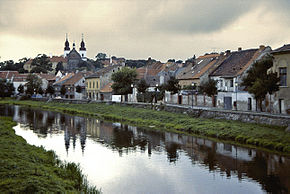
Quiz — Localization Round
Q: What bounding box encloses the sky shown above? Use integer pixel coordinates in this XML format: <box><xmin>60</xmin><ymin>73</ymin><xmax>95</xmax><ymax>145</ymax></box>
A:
<box><xmin>0</xmin><ymin>0</ymin><xmax>290</xmax><ymax>62</ymax></box>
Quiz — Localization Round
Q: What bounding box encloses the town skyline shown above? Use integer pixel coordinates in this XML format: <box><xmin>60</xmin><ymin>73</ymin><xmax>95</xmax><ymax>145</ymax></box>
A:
<box><xmin>1</xmin><ymin>0</ymin><xmax>290</xmax><ymax>62</ymax></box>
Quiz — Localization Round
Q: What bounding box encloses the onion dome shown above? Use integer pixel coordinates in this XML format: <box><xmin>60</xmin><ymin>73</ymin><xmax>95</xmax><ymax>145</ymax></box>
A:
<box><xmin>80</xmin><ymin>33</ymin><xmax>86</xmax><ymax>51</ymax></box>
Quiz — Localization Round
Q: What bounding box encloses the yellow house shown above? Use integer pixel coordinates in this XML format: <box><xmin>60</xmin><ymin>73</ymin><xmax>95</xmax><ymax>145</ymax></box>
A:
<box><xmin>85</xmin><ymin>74</ymin><xmax>101</xmax><ymax>100</ymax></box>
<box><xmin>271</xmin><ymin>44</ymin><xmax>290</xmax><ymax>114</ymax></box>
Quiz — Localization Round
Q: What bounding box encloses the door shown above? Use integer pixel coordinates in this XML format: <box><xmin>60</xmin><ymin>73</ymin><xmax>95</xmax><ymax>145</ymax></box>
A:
<box><xmin>248</xmin><ymin>98</ymin><xmax>252</xmax><ymax>111</ymax></box>
<box><xmin>178</xmin><ymin>95</ymin><xmax>182</xmax><ymax>104</ymax></box>
<box><xmin>224</xmin><ymin>97</ymin><xmax>232</xmax><ymax>110</ymax></box>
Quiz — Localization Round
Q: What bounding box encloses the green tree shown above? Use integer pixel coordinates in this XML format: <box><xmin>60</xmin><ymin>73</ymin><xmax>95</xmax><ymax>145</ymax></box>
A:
<box><xmin>0</xmin><ymin>79</ymin><xmax>15</xmax><ymax>97</ymax></box>
<box><xmin>111</xmin><ymin>67</ymin><xmax>137</xmax><ymax>95</ymax></box>
<box><xmin>242</xmin><ymin>55</ymin><xmax>279</xmax><ymax>111</ymax></box>
<box><xmin>45</xmin><ymin>84</ymin><xmax>55</xmax><ymax>96</ymax></box>
<box><xmin>17</xmin><ymin>84</ymin><xmax>24</xmax><ymax>94</ymax></box>
<box><xmin>25</xmin><ymin>74</ymin><xmax>42</xmax><ymax>96</ymax></box>
<box><xmin>136</xmin><ymin>79</ymin><xmax>149</xmax><ymax>102</ymax></box>
<box><xmin>199</xmin><ymin>79</ymin><xmax>217</xmax><ymax>107</ymax></box>
<box><xmin>31</xmin><ymin>54</ymin><xmax>52</xmax><ymax>73</ymax></box>
<box><xmin>60</xmin><ymin>85</ymin><xmax>66</xmax><ymax>97</ymax></box>
<box><xmin>76</xmin><ymin>85</ymin><xmax>82</xmax><ymax>93</ymax></box>
<box><xmin>164</xmin><ymin>76</ymin><xmax>180</xmax><ymax>94</ymax></box>
<box><xmin>95</xmin><ymin>53</ymin><xmax>107</xmax><ymax>60</ymax></box>
<box><xmin>55</xmin><ymin>62</ymin><xmax>64</xmax><ymax>73</ymax></box>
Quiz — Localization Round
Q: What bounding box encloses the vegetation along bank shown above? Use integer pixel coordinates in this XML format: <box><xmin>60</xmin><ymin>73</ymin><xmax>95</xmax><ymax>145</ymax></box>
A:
<box><xmin>1</xmin><ymin>99</ymin><xmax>290</xmax><ymax>155</ymax></box>
<box><xmin>0</xmin><ymin>116</ymin><xmax>100</xmax><ymax>193</ymax></box>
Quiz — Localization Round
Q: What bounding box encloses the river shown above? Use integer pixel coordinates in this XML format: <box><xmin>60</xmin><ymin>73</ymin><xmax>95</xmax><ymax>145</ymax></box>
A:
<box><xmin>0</xmin><ymin>105</ymin><xmax>289</xmax><ymax>194</ymax></box>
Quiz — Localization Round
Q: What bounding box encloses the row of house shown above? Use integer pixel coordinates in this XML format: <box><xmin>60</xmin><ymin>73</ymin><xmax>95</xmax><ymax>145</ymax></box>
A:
<box><xmin>1</xmin><ymin>44</ymin><xmax>289</xmax><ymax>114</ymax></box>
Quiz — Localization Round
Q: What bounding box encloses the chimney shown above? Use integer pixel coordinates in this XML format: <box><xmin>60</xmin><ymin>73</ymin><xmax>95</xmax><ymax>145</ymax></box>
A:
<box><xmin>238</xmin><ymin>47</ymin><xmax>242</xmax><ymax>51</ymax></box>
<box><xmin>49</xmin><ymin>53</ymin><xmax>52</xmax><ymax>58</ymax></box>
<box><xmin>259</xmin><ymin>45</ymin><xmax>265</xmax><ymax>50</ymax></box>
<box><xmin>226</xmin><ymin>50</ymin><xmax>231</xmax><ymax>55</ymax></box>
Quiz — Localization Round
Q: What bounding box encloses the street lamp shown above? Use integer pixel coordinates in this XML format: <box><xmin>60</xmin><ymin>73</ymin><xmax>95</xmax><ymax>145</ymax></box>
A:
<box><xmin>191</xmin><ymin>83</ymin><xmax>195</xmax><ymax>108</ymax></box>
<box><xmin>131</xmin><ymin>84</ymin><xmax>134</xmax><ymax>102</ymax></box>
<box><xmin>155</xmin><ymin>84</ymin><xmax>158</xmax><ymax>103</ymax></box>
<box><xmin>235</xmin><ymin>81</ymin><xmax>238</xmax><ymax>111</ymax></box>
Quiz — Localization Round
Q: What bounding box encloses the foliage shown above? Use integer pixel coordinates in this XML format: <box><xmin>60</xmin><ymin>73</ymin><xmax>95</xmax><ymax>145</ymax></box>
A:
<box><xmin>111</xmin><ymin>67</ymin><xmax>137</xmax><ymax>95</ymax></box>
<box><xmin>76</xmin><ymin>85</ymin><xmax>82</xmax><ymax>93</ymax></box>
<box><xmin>136</xmin><ymin>79</ymin><xmax>149</xmax><ymax>94</ymax></box>
<box><xmin>25</xmin><ymin>74</ymin><xmax>42</xmax><ymax>96</ymax></box>
<box><xmin>31</xmin><ymin>54</ymin><xmax>52</xmax><ymax>73</ymax></box>
<box><xmin>0</xmin><ymin>117</ymin><xmax>100</xmax><ymax>193</ymax></box>
<box><xmin>55</xmin><ymin>62</ymin><xmax>64</xmax><ymax>73</ymax></box>
<box><xmin>199</xmin><ymin>79</ymin><xmax>217</xmax><ymax>97</ymax></box>
<box><xmin>17</xmin><ymin>84</ymin><xmax>24</xmax><ymax>94</ymax></box>
<box><xmin>163</xmin><ymin>76</ymin><xmax>180</xmax><ymax>94</ymax></box>
<box><xmin>60</xmin><ymin>85</ymin><xmax>66</xmax><ymax>96</ymax></box>
<box><xmin>0</xmin><ymin>79</ymin><xmax>15</xmax><ymax>97</ymax></box>
<box><xmin>95</xmin><ymin>53</ymin><xmax>107</xmax><ymax>60</ymax></box>
<box><xmin>183</xmin><ymin>84</ymin><xmax>196</xmax><ymax>90</ymax></box>
<box><xmin>1</xmin><ymin>100</ymin><xmax>289</xmax><ymax>154</ymax></box>
<box><xmin>46</xmin><ymin>84</ymin><xmax>55</xmax><ymax>95</ymax></box>
<box><xmin>242</xmin><ymin>55</ymin><xmax>280</xmax><ymax>111</ymax></box>
<box><xmin>0</xmin><ymin>58</ymin><xmax>28</xmax><ymax>73</ymax></box>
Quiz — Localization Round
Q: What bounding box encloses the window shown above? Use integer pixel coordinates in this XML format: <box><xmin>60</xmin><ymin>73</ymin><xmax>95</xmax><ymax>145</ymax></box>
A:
<box><xmin>93</xmin><ymin>82</ymin><xmax>95</xmax><ymax>88</ymax></box>
<box><xmin>230</xmin><ymin>80</ymin><xmax>233</xmax><ymax>87</ymax></box>
<box><xmin>220</xmin><ymin>80</ymin><xmax>223</xmax><ymax>87</ymax></box>
<box><xmin>97</xmin><ymin>81</ymin><xmax>99</xmax><ymax>88</ymax></box>
<box><xmin>279</xmin><ymin>67</ymin><xmax>287</xmax><ymax>86</ymax></box>
<box><xmin>89</xmin><ymin>82</ymin><xmax>91</xmax><ymax>88</ymax></box>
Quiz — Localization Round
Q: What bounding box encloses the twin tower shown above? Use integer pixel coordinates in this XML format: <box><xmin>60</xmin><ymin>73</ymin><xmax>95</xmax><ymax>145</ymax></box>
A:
<box><xmin>64</xmin><ymin>33</ymin><xmax>87</xmax><ymax>61</ymax></box>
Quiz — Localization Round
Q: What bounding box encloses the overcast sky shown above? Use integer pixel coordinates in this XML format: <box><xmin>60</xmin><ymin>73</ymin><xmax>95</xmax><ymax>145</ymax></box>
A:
<box><xmin>0</xmin><ymin>0</ymin><xmax>290</xmax><ymax>62</ymax></box>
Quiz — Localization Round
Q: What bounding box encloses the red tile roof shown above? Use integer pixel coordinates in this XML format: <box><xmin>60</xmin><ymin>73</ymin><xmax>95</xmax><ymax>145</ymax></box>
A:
<box><xmin>100</xmin><ymin>82</ymin><xmax>113</xmax><ymax>93</ymax></box>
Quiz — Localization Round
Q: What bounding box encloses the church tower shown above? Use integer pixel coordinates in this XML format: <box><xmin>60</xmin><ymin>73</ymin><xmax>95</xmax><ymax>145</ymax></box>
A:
<box><xmin>79</xmin><ymin>33</ymin><xmax>87</xmax><ymax>61</ymax></box>
<box><xmin>64</xmin><ymin>33</ymin><xmax>70</xmax><ymax>57</ymax></box>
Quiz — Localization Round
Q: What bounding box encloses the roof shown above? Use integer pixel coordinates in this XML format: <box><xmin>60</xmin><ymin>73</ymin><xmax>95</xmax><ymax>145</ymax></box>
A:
<box><xmin>271</xmin><ymin>44</ymin><xmax>290</xmax><ymax>54</ymax></box>
<box><xmin>63</xmin><ymin>72</ymin><xmax>84</xmax><ymax>85</ymax></box>
<box><xmin>49</xmin><ymin>56</ymin><xmax>67</xmax><ymax>63</ymax></box>
<box><xmin>36</xmin><ymin>73</ymin><xmax>56</xmax><ymax>81</ymax></box>
<box><xmin>54</xmin><ymin>73</ymin><xmax>74</xmax><ymax>85</ymax></box>
<box><xmin>210</xmin><ymin>49</ymin><xmax>259</xmax><ymax>77</ymax></box>
<box><xmin>0</xmin><ymin>71</ymin><xmax>19</xmax><ymax>80</ymax></box>
<box><xmin>100</xmin><ymin>82</ymin><xmax>113</xmax><ymax>93</ymax></box>
<box><xmin>176</xmin><ymin>54</ymin><xmax>220</xmax><ymax>80</ymax></box>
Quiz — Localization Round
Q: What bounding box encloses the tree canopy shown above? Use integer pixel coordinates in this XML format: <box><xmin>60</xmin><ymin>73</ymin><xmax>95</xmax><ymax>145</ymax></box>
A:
<box><xmin>25</xmin><ymin>74</ymin><xmax>42</xmax><ymax>96</ymax></box>
<box><xmin>60</xmin><ymin>85</ymin><xmax>66</xmax><ymax>96</ymax></box>
<box><xmin>17</xmin><ymin>84</ymin><xmax>24</xmax><ymax>94</ymax></box>
<box><xmin>31</xmin><ymin>54</ymin><xmax>52</xmax><ymax>73</ymax></box>
<box><xmin>0</xmin><ymin>58</ymin><xmax>28</xmax><ymax>73</ymax></box>
<box><xmin>111</xmin><ymin>67</ymin><xmax>137</xmax><ymax>95</ymax></box>
<box><xmin>95</xmin><ymin>53</ymin><xmax>107</xmax><ymax>60</ymax></box>
<box><xmin>0</xmin><ymin>79</ymin><xmax>15</xmax><ymax>97</ymax></box>
<box><xmin>242</xmin><ymin>55</ymin><xmax>279</xmax><ymax>110</ymax></box>
<box><xmin>164</xmin><ymin>76</ymin><xmax>180</xmax><ymax>94</ymax></box>
<box><xmin>136</xmin><ymin>79</ymin><xmax>149</xmax><ymax>93</ymax></box>
<box><xmin>199</xmin><ymin>79</ymin><xmax>217</xmax><ymax>97</ymax></box>
<box><xmin>45</xmin><ymin>84</ymin><xmax>55</xmax><ymax>95</ymax></box>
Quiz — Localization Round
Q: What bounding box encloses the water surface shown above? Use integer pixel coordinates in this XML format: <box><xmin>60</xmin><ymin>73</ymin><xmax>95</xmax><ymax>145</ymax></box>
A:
<box><xmin>1</xmin><ymin>105</ymin><xmax>289</xmax><ymax>194</ymax></box>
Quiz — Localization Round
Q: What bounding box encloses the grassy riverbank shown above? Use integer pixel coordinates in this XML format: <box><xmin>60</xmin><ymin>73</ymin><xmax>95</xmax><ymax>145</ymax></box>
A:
<box><xmin>0</xmin><ymin>116</ymin><xmax>100</xmax><ymax>193</ymax></box>
<box><xmin>1</xmin><ymin>99</ymin><xmax>290</xmax><ymax>154</ymax></box>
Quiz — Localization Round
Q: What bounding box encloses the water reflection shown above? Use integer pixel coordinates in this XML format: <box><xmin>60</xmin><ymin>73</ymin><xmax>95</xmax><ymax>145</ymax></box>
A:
<box><xmin>0</xmin><ymin>105</ymin><xmax>289</xmax><ymax>193</ymax></box>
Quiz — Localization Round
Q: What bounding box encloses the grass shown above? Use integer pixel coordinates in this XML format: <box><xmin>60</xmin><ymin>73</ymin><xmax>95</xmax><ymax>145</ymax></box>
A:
<box><xmin>1</xmin><ymin>99</ymin><xmax>290</xmax><ymax>155</ymax></box>
<box><xmin>0</xmin><ymin>116</ymin><xmax>100</xmax><ymax>193</ymax></box>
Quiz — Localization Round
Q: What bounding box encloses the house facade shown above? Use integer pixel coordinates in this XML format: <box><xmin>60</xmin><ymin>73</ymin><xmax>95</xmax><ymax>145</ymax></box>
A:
<box><xmin>270</xmin><ymin>44</ymin><xmax>290</xmax><ymax>114</ymax></box>
<box><xmin>85</xmin><ymin>74</ymin><xmax>101</xmax><ymax>100</ymax></box>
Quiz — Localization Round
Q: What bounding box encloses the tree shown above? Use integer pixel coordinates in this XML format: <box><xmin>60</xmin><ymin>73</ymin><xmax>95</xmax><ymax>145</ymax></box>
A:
<box><xmin>0</xmin><ymin>79</ymin><xmax>15</xmax><ymax>97</ymax></box>
<box><xmin>111</xmin><ymin>67</ymin><xmax>137</xmax><ymax>95</ymax></box>
<box><xmin>199</xmin><ymin>79</ymin><xmax>217</xmax><ymax>107</ymax></box>
<box><xmin>76</xmin><ymin>85</ymin><xmax>82</xmax><ymax>93</ymax></box>
<box><xmin>242</xmin><ymin>55</ymin><xmax>279</xmax><ymax>111</ymax></box>
<box><xmin>25</xmin><ymin>74</ymin><xmax>42</xmax><ymax>96</ymax></box>
<box><xmin>60</xmin><ymin>85</ymin><xmax>66</xmax><ymax>97</ymax></box>
<box><xmin>17</xmin><ymin>84</ymin><xmax>24</xmax><ymax>94</ymax></box>
<box><xmin>45</xmin><ymin>84</ymin><xmax>55</xmax><ymax>96</ymax></box>
<box><xmin>136</xmin><ymin>79</ymin><xmax>149</xmax><ymax>102</ymax></box>
<box><xmin>55</xmin><ymin>62</ymin><xmax>64</xmax><ymax>73</ymax></box>
<box><xmin>31</xmin><ymin>54</ymin><xmax>52</xmax><ymax>73</ymax></box>
<box><xmin>164</xmin><ymin>76</ymin><xmax>180</xmax><ymax>94</ymax></box>
<box><xmin>95</xmin><ymin>53</ymin><xmax>107</xmax><ymax>60</ymax></box>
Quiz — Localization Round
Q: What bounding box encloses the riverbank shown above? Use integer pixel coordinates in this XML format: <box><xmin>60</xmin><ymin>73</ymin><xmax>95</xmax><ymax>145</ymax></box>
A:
<box><xmin>0</xmin><ymin>116</ymin><xmax>100</xmax><ymax>193</ymax></box>
<box><xmin>1</xmin><ymin>99</ymin><xmax>290</xmax><ymax>155</ymax></box>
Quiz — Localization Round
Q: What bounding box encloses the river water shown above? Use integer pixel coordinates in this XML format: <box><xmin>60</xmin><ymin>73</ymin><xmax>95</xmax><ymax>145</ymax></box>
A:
<box><xmin>0</xmin><ymin>105</ymin><xmax>289</xmax><ymax>194</ymax></box>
